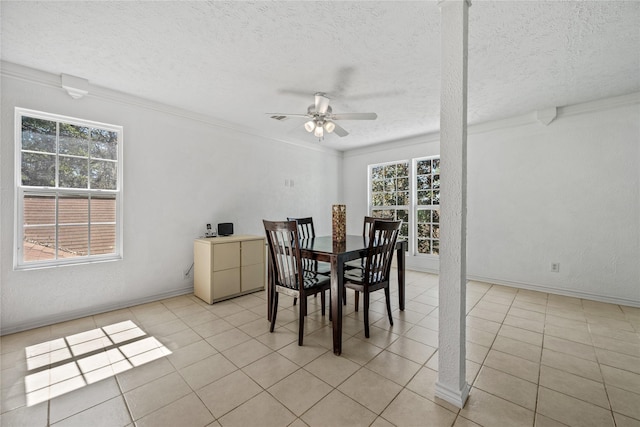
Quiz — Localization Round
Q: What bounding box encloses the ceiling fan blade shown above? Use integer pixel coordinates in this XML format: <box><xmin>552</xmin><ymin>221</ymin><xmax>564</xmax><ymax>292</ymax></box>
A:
<box><xmin>330</xmin><ymin>112</ymin><xmax>377</xmax><ymax>120</ymax></box>
<box><xmin>315</xmin><ymin>93</ymin><xmax>330</xmax><ymax>114</ymax></box>
<box><xmin>267</xmin><ymin>113</ymin><xmax>310</xmax><ymax>121</ymax></box>
<box><xmin>332</xmin><ymin>123</ymin><xmax>349</xmax><ymax>137</ymax></box>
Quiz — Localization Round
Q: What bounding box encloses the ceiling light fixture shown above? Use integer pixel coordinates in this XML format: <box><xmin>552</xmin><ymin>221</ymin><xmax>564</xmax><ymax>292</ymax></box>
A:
<box><xmin>324</xmin><ymin>121</ymin><xmax>335</xmax><ymax>133</ymax></box>
<box><xmin>313</xmin><ymin>124</ymin><xmax>324</xmax><ymax>138</ymax></box>
<box><xmin>304</xmin><ymin>120</ymin><xmax>316</xmax><ymax>133</ymax></box>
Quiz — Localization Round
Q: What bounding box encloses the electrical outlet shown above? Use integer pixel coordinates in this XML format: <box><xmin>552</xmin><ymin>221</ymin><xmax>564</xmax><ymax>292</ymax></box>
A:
<box><xmin>551</xmin><ymin>263</ymin><xmax>560</xmax><ymax>273</ymax></box>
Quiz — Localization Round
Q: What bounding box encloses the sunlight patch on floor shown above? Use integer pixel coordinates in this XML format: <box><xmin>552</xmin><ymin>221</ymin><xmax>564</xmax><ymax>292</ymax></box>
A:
<box><xmin>24</xmin><ymin>320</ymin><xmax>171</xmax><ymax>406</ymax></box>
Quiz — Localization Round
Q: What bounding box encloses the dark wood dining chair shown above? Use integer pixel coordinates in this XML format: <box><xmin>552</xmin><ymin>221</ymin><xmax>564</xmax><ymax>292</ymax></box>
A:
<box><xmin>344</xmin><ymin>216</ymin><xmax>387</xmax><ymax>305</ymax></box>
<box><xmin>344</xmin><ymin>219</ymin><xmax>401</xmax><ymax>338</ymax></box>
<box><xmin>287</xmin><ymin>217</ymin><xmax>331</xmax><ymax>276</ymax></box>
<box><xmin>263</xmin><ymin>220</ymin><xmax>331</xmax><ymax>346</ymax></box>
<box><xmin>287</xmin><ymin>216</ymin><xmax>332</xmax><ymax>309</ymax></box>
<box><xmin>345</xmin><ymin>216</ymin><xmax>377</xmax><ymax>270</ymax></box>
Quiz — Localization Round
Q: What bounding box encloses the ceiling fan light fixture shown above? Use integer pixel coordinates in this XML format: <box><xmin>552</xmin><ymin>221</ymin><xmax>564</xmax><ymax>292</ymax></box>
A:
<box><xmin>313</xmin><ymin>125</ymin><xmax>324</xmax><ymax>138</ymax></box>
<box><xmin>304</xmin><ymin>120</ymin><xmax>316</xmax><ymax>133</ymax></box>
<box><xmin>324</xmin><ymin>121</ymin><xmax>335</xmax><ymax>133</ymax></box>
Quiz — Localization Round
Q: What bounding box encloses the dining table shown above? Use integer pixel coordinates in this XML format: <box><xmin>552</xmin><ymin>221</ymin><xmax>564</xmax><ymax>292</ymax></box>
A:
<box><xmin>267</xmin><ymin>234</ymin><xmax>408</xmax><ymax>355</ymax></box>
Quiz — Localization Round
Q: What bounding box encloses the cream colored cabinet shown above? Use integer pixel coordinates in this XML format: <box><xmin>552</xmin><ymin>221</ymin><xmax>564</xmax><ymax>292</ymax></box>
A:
<box><xmin>194</xmin><ymin>235</ymin><xmax>265</xmax><ymax>304</ymax></box>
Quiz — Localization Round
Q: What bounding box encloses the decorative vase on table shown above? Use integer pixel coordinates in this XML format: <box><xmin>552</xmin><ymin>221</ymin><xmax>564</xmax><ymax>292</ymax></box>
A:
<box><xmin>332</xmin><ymin>204</ymin><xmax>346</xmax><ymax>242</ymax></box>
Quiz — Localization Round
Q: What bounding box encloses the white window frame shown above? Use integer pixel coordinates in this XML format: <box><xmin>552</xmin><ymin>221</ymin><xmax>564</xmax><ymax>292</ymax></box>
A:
<box><xmin>368</xmin><ymin>156</ymin><xmax>440</xmax><ymax>257</ymax></box>
<box><xmin>413</xmin><ymin>156</ymin><xmax>440</xmax><ymax>257</ymax></box>
<box><xmin>368</xmin><ymin>159</ymin><xmax>411</xmax><ymax>245</ymax></box>
<box><xmin>14</xmin><ymin>108</ymin><xmax>123</xmax><ymax>269</ymax></box>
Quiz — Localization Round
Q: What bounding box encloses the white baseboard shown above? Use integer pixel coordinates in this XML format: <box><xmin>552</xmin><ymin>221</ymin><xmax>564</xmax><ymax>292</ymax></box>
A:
<box><xmin>404</xmin><ymin>266</ymin><xmax>640</xmax><ymax>308</ymax></box>
<box><xmin>0</xmin><ymin>285</ymin><xmax>194</xmax><ymax>336</ymax></box>
<box><xmin>467</xmin><ymin>274</ymin><xmax>640</xmax><ymax>308</ymax></box>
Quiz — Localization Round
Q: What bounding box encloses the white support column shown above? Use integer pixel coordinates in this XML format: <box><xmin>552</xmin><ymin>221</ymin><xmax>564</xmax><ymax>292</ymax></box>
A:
<box><xmin>435</xmin><ymin>0</ymin><xmax>471</xmax><ymax>409</ymax></box>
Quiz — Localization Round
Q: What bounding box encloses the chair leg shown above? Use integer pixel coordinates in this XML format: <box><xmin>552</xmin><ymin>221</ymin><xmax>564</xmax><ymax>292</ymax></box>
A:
<box><xmin>384</xmin><ymin>287</ymin><xmax>393</xmax><ymax>326</ymax></box>
<box><xmin>354</xmin><ymin>291</ymin><xmax>359</xmax><ymax>312</ymax></box>
<box><xmin>343</xmin><ymin>287</ymin><xmax>347</xmax><ymax>305</ymax></box>
<box><xmin>320</xmin><ymin>290</ymin><xmax>326</xmax><ymax>316</ymax></box>
<box><xmin>270</xmin><ymin>293</ymin><xmax>279</xmax><ymax>333</ymax></box>
<box><xmin>298</xmin><ymin>294</ymin><xmax>305</xmax><ymax>346</ymax></box>
<box><xmin>363</xmin><ymin>291</ymin><xmax>370</xmax><ymax>338</ymax></box>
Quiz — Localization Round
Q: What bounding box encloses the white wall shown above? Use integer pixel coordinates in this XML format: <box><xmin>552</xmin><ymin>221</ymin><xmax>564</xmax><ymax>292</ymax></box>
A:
<box><xmin>1</xmin><ymin>64</ymin><xmax>342</xmax><ymax>334</ymax></box>
<box><xmin>343</xmin><ymin>95</ymin><xmax>640</xmax><ymax>306</ymax></box>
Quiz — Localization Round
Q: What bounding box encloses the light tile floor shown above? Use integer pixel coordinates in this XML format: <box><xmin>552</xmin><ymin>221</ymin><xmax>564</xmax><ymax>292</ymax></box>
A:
<box><xmin>1</xmin><ymin>271</ymin><xmax>639</xmax><ymax>426</ymax></box>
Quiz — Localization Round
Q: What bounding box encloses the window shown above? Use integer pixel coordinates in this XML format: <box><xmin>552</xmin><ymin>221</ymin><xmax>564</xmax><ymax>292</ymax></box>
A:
<box><xmin>415</xmin><ymin>157</ymin><xmax>440</xmax><ymax>255</ymax></box>
<box><xmin>368</xmin><ymin>156</ymin><xmax>440</xmax><ymax>256</ymax></box>
<box><xmin>15</xmin><ymin>108</ymin><xmax>123</xmax><ymax>268</ymax></box>
<box><xmin>369</xmin><ymin>161</ymin><xmax>410</xmax><ymax>246</ymax></box>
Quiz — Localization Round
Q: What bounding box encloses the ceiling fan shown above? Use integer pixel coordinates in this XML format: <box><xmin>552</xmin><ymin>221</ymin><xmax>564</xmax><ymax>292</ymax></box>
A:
<box><xmin>268</xmin><ymin>92</ymin><xmax>377</xmax><ymax>140</ymax></box>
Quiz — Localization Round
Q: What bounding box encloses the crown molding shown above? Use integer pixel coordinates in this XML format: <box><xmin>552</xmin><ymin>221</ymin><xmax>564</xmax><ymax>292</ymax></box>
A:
<box><xmin>1</xmin><ymin>61</ymin><xmax>340</xmax><ymax>157</ymax></box>
<box><xmin>345</xmin><ymin>91</ymin><xmax>640</xmax><ymax>155</ymax></box>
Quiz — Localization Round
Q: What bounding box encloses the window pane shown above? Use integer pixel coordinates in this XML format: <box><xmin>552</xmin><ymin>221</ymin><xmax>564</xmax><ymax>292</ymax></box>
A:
<box><xmin>418</xmin><ymin>224</ymin><xmax>430</xmax><ymax>238</ymax></box>
<box><xmin>397</xmin><ymin>210</ymin><xmax>409</xmax><ymax>223</ymax></box>
<box><xmin>59</xmin><ymin>225</ymin><xmax>89</xmax><ymax>257</ymax></box>
<box><xmin>433</xmin><ymin>209</ymin><xmax>440</xmax><ymax>223</ymax></box>
<box><xmin>433</xmin><ymin>190</ymin><xmax>440</xmax><ymax>205</ymax></box>
<box><xmin>372</xmin><ymin>209</ymin><xmax>394</xmax><ymax>220</ymax></box>
<box><xmin>372</xmin><ymin>193</ymin><xmax>384</xmax><ymax>206</ymax></box>
<box><xmin>22</xmin><ymin>117</ymin><xmax>56</xmax><ymax>153</ymax></box>
<box><xmin>22</xmin><ymin>152</ymin><xmax>56</xmax><ymax>186</ymax></box>
<box><xmin>400</xmin><ymin>223</ymin><xmax>408</xmax><ymax>238</ymax></box>
<box><xmin>397</xmin><ymin>177</ymin><xmax>409</xmax><ymax>191</ymax></box>
<box><xmin>418</xmin><ymin>239</ymin><xmax>431</xmax><ymax>254</ymax></box>
<box><xmin>432</xmin><ymin>159</ymin><xmax>440</xmax><ymax>173</ymax></box>
<box><xmin>23</xmin><ymin>195</ymin><xmax>56</xmax><ymax>226</ymax></box>
<box><xmin>384</xmin><ymin>179</ymin><xmax>395</xmax><ymax>192</ymax></box>
<box><xmin>90</xmin><ymin>160</ymin><xmax>117</xmax><ymax>190</ymax></box>
<box><xmin>383</xmin><ymin>193</ymin><xmax>396</xmax><ymax>206</ymax></box>
<box><xmin>432</xmin><ymin>225</ymin><xmax>440</xmax><ymax>239</ymax></box>
<box><xmin>397</xmin><ymin>162</ymin><xmax>409</xmax><ymax>177</ymax></box>
<box><xmin>59</xmin><ymin>124</ymin><xmax>89</xmax><ymax>156</ymax></box>
<box><xmin>418</xmin><ymin>190</ymin><xmax>432</xmax><ymax>205</ymax></box>
<box><xmin>417</xmin><ymin>160</ymin><xmax>431</xmax><ymax>175</ymax></box>
<box><xmin>371</xmin><ymin>166</ymin><xmax>384</xmax><ymax>180</ymax></box>
<box><xmin>417</xmin><ymin>175</ymin><xmax>431</xmax><ymax>190</ymax></box>
<box><xmin>372</xmin><ymin>179</ymin><xmax>384</xmax><ymax>192</ymax></box>
<box><xmin>23</xmin><ymin>225</ymin><xmax>56</xmax><ymax>262</ymax></box>
<box><xmin>91</xmin><ymin>195</ymin><xmax>116</xmax><ymax>223</ymax></box>
<box><xmin>59</xmin><ymin>157</ymin><xmax>88</xmax><ymax>188</ymax></box>
<box><xmin>397</xmin><ymin>191</ymin><xmax>409</xmax><ymax>205</ymax></box>
<box><xmin>432</xmin><ymin>240</ymin><xmax>439</xmax><ymax>255</ymax></box>
<box><xmin>90</xmin><ymin>129</ymin><xmax>118</xmax><ymax>160</ymax></box>
<box><xmin>59</xmin><ymin>195</ymin><xmax>88</xmax><ymax>224</ymax></box>
<box><xmin>432</xmin><ymin>174</ymin><xmax>440</xmax><ymax>189</ymax></box>
<box><xmin>90</xmin><ymin>224</ymin><xmax>116</xmax><ymax>255</ymax></box>
<box><xmin>417</xmin><ymin>209</ymin><xmax>430</xmax><ymax>223</ymax></box>
<box><xmin>384</xmin><ymin>165</ymin><xmax>396</xmax><ymax>179</ymax></box>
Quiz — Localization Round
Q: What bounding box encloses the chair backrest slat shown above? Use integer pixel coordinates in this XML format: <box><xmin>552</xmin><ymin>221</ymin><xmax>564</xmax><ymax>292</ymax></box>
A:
<box><xmin>363</xmin><ymin>220</ymin><xmax>401</xmax><ymax>285</ymax></box>
<box><xmin>287</xmin><ymin>217</ymin><xmax>316</xmax><ymax>239</ymax></box>
<box><xmin>287</xmin><ymin>217</ymin><xmax>319</xmax><ymax>272</ymax></box>
<box><xmin>363</xmin><ymin>216</ymin><xmax>377</xmax><ymax>237</ymax></box>
<box><xmin>263</xmin><ymin>220</ymin><xmax>303</xmax><ymax>291</ymax></box>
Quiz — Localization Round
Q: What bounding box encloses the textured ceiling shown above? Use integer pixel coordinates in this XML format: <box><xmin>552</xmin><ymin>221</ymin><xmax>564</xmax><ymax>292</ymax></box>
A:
<box><xmin>2</xmin><ymin>1</ymin><xmax>639</xmax><ymax>151</ymax></box>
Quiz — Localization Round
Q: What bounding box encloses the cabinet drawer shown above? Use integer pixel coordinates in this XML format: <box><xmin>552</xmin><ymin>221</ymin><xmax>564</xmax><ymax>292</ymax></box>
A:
<box><xmin>213</xmin><ymin>242</ymin><xmax>240</xmax><ymax>271</ymax></box>
<box><xmin>213</xmin><ymin>268</ymin><xmax>240</xmax><ymax>300</ymax></box>
<box><xmin>241</xmin><ymin>263</ymin><xmax>265</xmax><ymax>292</ymax></box>
<box><xmin>241</xmin><ymin>239</ymin><xmax>264</xmax><ymax>266</ymax></box>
